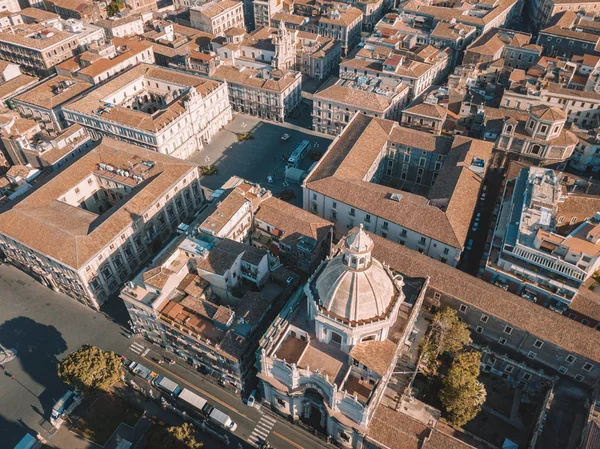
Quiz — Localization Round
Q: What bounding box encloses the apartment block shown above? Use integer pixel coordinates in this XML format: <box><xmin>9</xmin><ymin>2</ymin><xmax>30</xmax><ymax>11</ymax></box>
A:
<box><xmin>271</xmin><ymin>3</ymin><xmax>363</xmax><ymax>55</ymax></box>
<box><xmin>0</xmin><ymin>15</ymin><xmax>105</xmax><ymax>77</ymax></box>
<box><xmin>303</xmin><ymin>114</ymin><xmax>494</xmax><ymax>266</ymax></box>
<box><xmin>312</xmin><ymin>75</ymin><xmax>410</xmax><ymax>135</ymax></box>
<box><xmin>570</xmin><ymin>127</ymin><xmax>600</xmax><ymax>173</ymax></box>
<box><xmin>340</xmin><ymin>44</ymin><xmax>450</xmax><ymax>100</ymax></box>
<box><xmin>252</xmin><ymin>196</ymin><xmax>333</xmax><ymax>273</ymax></box>
<box><xmin>210</xmin><ymin>65</ymin><xmax>301</xmax><ymax>122</ymax></box>
<box><xmin>463</xmin><ymin>28</ymin><xmax>541</xmax><ymax>70</ymax></box>
<box><xmin>55</xmin><ymin>38</ymin><xmax>155</xmax><ymax>84</ymax></box>
<box><xmin>399</xmin><ymin>0</ymin><xmax>523</xmax><ymax>37</ymax></box>
<box><xmin>12</xmin><ymin>75</ymin><xmax>93</xmax><ymax>134</ymax></box>
<box><xmin>190</xmin><ymin>0</ymin><xmax>244</xmax><ymax>37</ymax></box>
<box><xmin>537</xmin><ymin>12</ymin><xmax>600</xmax><ymax>58</ymax></box>
<box><xmin>0</xmin><ymin>121</ymin><xmax>93</xmax><ymax>170</ymax></box>
<box><xmin>0</xmin><ymin>138</ymin><xmax>205</xmax><ymax>309</ymax></box>
<box><xmin>62</xmin><ymin>64</ymin><xmax>232</xmax><ymax>159</ymax></box>
<box><xmin>529</xmin><ymin>0</ymin><xmax>600</xmax><ymax>29</ymax></box>
<box><xmin>120</xmin><ymin>235</ymin><xmax>275</xmax><ymax>390</ymax></box>
<box><xmin>97</xmin><ymin>14</ymin><xmax>144</xmax><ymax>38</ymax></box>
<box><xmin>486</xmin><ymin>167</ymin><xmax>600</xmax><ymax>310</ymax></box>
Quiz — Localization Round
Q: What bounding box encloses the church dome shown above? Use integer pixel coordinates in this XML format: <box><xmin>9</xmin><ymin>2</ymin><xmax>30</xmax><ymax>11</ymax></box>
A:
<box><xmin>314</xmin><ymin>226</ymin><xmax>397</xmax><ymax>323</ymax></box>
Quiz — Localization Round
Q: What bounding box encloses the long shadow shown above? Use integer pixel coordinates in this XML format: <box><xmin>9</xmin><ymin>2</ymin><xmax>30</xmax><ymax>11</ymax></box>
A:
<box><xmin>0</xmin><ymin>317</ymin><xmax>68</xmax><ymax>425</ymax></box>
<box><xmin>0</xmin><ymin>415</ymin><xmax>36</xmax><ymax>449</ymax></box>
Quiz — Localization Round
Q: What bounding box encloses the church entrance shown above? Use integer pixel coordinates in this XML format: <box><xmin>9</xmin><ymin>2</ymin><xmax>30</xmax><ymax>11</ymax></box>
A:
<box><xmin>301</xmin><ymin>388</ymin><xmax>327</xmax><ymax>432</ymax></box>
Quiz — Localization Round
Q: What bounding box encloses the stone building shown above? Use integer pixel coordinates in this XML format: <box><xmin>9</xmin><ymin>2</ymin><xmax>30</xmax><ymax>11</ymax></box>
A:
<box><xmin>312</xmin><ymin>76</ymin><xmax>410</xmax><ymax>135</ymax></box>
<box><xmin>0</xmin><ymin>138</ymin><xmax>205</xmax><ymax>310</ymax></box>
<box><xmin>258</xmin><ymin>226</ymin><xmax>425</xmax><ymax>448</ymax></box>
<box><xmin>495</xmin><ymin>104</ymin><xmax>577</xmax><ymax>165</ymax></box>
<box><xmin>190</xmin><ymin>0</ymin><xmax>244</xmax><ymax>37</ymax></box>
<box><xmin>62</xmin><ymin>64</ymin><xmax>232</xmax><ymax>159</ymax></box>
<box><xmin>303</xmin><ymin>113</ymin><xmax>493</xmax><ymax>266</ymax></box>
<box><xmin>0</xmin><ymin>16</ymin><xmax>105</xmax><ymax>77</ymax></box>
<box><xmin>121</xmin><ymin>235</ymin><xmax>275</xmax><ymax>390</ymax></box>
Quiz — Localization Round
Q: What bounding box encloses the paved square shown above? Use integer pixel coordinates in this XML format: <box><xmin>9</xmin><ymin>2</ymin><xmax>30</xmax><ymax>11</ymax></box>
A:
<box><xmin>188</xmin><ymin>110</ymin><xmax>332</xmax><ymax>207</ymax></box>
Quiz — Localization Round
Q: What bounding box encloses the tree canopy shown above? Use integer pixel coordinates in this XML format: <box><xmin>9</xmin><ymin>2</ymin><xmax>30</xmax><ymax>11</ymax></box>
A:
<box><xmin>420</xmin><ymin>307</ymin><xmax>471</xmax><ymax>375</ymax></box>
<box><xmin>57</xmin><ymin>345</ymin><xmax>123</xmax><ymax>392</ymax></box>
<box><xmin>146</xmin><ymin>422</ymin><xmax>202</xmax><ymax>449</ymax></box>
<box><xmin>106</xmin><ymin>0</ymin><xmax>124</xmax><ymax>16</ymax></box>
<box><xmin>440</xmin><ymin>351</ymin><xmax>487</xmax><ymax>427</ymax></box>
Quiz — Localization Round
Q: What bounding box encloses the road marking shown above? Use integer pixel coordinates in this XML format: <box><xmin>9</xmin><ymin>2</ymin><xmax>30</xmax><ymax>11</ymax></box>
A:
<box><xmin>251</xmin><ymin>428</ymin><xmax>269</xmax><ymax>438</ymax></box>
<box><xmin>256</xmin><ymin>423</ymin><xmax>272</xmax><ymax>433</ymax></box>
<box><xmin>142</xmin><ymin>356</ymin><xmax>250</xmax><ymax>421</ymax></box>
<box><xmin>261</xmin><ymin>415</ymin><xmax>276</xmax><ymax>424</ymax></box>
<box><xmin>128</xmin><ymin>342</ymin><xmax>145</xmax><ymax>355</ymax></box>
<box><xmin>272</xmin><ymin>431</ymin><xmax>305</xmax><ymax>449</ymax></box>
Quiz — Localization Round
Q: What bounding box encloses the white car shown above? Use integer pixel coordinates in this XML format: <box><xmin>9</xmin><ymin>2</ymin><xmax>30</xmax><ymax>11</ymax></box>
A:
<box><xmin>281</xmin><ymin>133</ymin><xmax>291</xmax><ymax>141</ymax></box>
<box><xmin>247</xmin><ymin>390</ymin><xmax>256</xmax><ymax>407</ymax></box>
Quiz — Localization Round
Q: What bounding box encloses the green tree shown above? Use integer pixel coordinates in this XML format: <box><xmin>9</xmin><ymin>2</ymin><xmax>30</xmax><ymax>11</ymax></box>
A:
<box><xmin>440</xmin><ymin>351</ymin><xmax>487</xmax><ymax>427</ymax></box>
<box><xmin>106</xmin><ymin>0</ymin><xmax>124</xmax><ymax>16</ymax></box>
<box><xmin>420</xmin><ymin>307</ymin><xmax>471</xmax><ymax>375</ymax></box>
<box><xmin>146</xmin><ymin>422</ymin><xmax>202</xmax><ymax>449</ymax></box>
<box><xmin>57</xmin><ymin>345</ymin><xmax>123</xmax><ymax>392</ymax></box>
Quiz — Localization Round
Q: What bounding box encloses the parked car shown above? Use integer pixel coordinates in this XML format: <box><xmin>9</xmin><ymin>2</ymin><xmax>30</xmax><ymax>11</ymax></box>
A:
<box><xmin>281</xmin><ymin>133</ymin><xmax>290</xmax><ymax>141</ymax></box>
<box><xmin>286</xmin><ymin>276</ymin><xmax>294</xmax><ymax>285</ymax></box>
<box><xmin>247</xmin><ymin>390</ymin><xmax>256</xmax><ymax>407</ymax></box>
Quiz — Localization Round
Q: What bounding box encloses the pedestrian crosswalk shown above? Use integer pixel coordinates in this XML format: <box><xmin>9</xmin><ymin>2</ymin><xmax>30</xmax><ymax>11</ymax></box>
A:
<box><xmin>248</xmin><ymin>414</ymin><xmax>276</xmax><ymax>446</ymax></box>
<box><xmin>128</xmin><ymin>342</ymin><xmax>146</xmax><ymax>355</ymax></box>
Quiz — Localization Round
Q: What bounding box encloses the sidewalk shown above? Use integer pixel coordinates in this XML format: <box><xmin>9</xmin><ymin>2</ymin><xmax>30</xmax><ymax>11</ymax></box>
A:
<box><xmin>47</xmin><ymin>385</ymin><xmax>226</xmax><ymax>449</ymax></box>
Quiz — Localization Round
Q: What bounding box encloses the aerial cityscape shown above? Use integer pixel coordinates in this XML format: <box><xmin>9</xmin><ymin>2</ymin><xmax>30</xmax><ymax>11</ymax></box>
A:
<box><xmin>0</xmin><ymin>0</ymin><xmax>599</xmax><ymax>447</ymax></box>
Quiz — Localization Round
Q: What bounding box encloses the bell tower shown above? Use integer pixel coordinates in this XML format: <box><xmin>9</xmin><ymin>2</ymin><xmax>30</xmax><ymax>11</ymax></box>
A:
<box><xmin>272</xmin><ymin>20</ymin><xmax>295</xmax><ymax>70</ymax></box>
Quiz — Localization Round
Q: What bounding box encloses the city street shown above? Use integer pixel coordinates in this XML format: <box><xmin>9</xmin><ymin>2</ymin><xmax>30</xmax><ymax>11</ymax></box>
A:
<box><xmin>189</xmin><ymin>111</ymin><xmax>332</xmax><ymax>207</ymax></box>
<box><xmin>0</xmin><ymin>264</ymin><xmax>330</xmax><ymax>449</ymax></box>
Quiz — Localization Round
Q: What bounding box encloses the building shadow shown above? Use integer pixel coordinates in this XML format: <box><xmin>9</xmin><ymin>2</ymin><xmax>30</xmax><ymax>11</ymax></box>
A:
<box><xmin>0</xmin><ymin>317</ymin><xmax>68</xmax><ymax>420</ymax></box>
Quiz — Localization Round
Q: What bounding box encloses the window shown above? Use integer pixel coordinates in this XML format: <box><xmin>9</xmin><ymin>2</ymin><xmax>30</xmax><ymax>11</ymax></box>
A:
<box><xmin>583</xmin><ymin>362</ymin><xmax>593</xmax><ymax>372</ymax></box>
<box><xmin>527</xmin><ymin>351</ymin><xmax>537</xmax><ymax>360</ymax></box>
<box><xmin>443</xmin><ymin>247</ymin><xmax>449</xmax><ymax>255</ymax></box>
<box><xmin>566</xmin><ymin>355</ymin><xmax>576</xmax><ymax>364</ymax></box>
<box><xmin>504</xmin><ymin>325</ymin><xmax>513</xmax><ymax>335</ymax></box>
<box><xmin>582</xmin><ymin>319</ymin><xmax>590</xmax><ymax>326</ymax></box>
<box><xmin>312</xmin><ymin>193</ymin><xmax>317</xmax><ymax>200</ymax></box>
<box><xmin>332</xmin><ymin>201</ymin><xmax>337</xmax><ymax>209</ymax></box>
<box><xmin>505</xmin><ymin>365</ymin><xmax>514</xmax><ymax>373</ymax></box>
<box><xmin>459</xmin><ymin>304</ymin><xmax>468</xmax><ymax>313</ymax></box>
<box><xmin>540</xmin><ymin>125</ymin><xmax>548</xmax><ymax>133</ymax></box>
<box><xmin>349</xmin><ymin>208</ymin><xmax>355</xmax><ymax>216</ymax></box>
<box><xmin>433</xmin><ymin>292</ymin><xmax>441</xmax><ymax>300</ymax></box>
<box><xmin>419</xmin><ymin>236</ymin><xmax>426</xmax><ymax>245</ymax></box>
<box><xmin>365</xmin><ymin>214</ymin><xmax>371</xmax><ymax>223</ymax></box>
<box><xmin>575</xmin><ymin>374</ymin><xmax>585</xmax><ymax>382</ymax></box>
<box><xmin>480</xmin><ymin>314</ymin><xmax>489</xmax><ymax>323</ymax></box>
<box><xmin>558</xmin><ymin>366</ymin><xmax>568</xmax><ymax>374</ymax></box>
<box><xmin>522</xmin><ymin>373</ymin><xmax>532</xmax><ymax>381</ymax></box>
<box><xmin>533</xmin><ymin>340</ymin><xmax>543</xmax><ymax>349</ymax></box>
<box><xmin>499</xmin><ymin>337</ymin><xmax>507</xmax><ymax>345</ymax></box>
<box><xmin>476</xmin><ymin>326</ymin><xmax>483</xmax><ymax>334</ymax></box>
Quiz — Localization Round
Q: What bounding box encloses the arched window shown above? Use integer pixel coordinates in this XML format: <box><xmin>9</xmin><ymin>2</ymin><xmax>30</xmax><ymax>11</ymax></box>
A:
<box><xmin>506</xmin><ymin>125</ymin><xmax>513</xmax><ymax>133</ymax></box>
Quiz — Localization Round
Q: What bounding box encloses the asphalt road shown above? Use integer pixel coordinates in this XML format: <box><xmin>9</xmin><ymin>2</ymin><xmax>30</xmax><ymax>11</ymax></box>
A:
<box><xmin>189</xmin><ymin>111</ymin><xmax>332</xmax><ymax>208</ymax></box>
<box><xmin>0</xmin><ymin>264</ymin><xmax>330</xmax><ymax>449</ymax></box>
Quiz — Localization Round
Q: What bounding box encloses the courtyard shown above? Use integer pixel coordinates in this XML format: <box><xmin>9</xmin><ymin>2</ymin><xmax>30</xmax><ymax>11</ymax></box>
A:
<box><xmin>189</xmin><ymin>109</ymin><xmax>332</xmax><ymax>207</ymax></box>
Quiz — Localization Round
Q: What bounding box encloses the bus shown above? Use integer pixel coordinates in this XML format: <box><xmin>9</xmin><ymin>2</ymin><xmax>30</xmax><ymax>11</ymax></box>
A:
<box><xmin>287</xmin><ymin>140</ymin><xmax>310</xmax><ymax>168</ymax></box>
